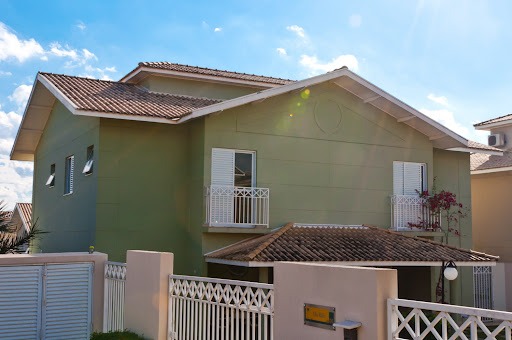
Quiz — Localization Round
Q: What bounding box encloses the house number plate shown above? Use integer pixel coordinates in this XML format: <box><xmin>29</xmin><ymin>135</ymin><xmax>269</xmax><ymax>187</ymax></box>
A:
<box><xmin>304</xmin><ymin>303</ymin><xmax>335</xmax><ymax>330</ymax></box>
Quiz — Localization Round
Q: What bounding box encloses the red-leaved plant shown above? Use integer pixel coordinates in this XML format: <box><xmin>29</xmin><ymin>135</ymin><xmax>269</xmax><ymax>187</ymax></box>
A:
<box><xmin>408</xmin><ymin>180</ymin><xmax>468</xmax><ymax>241</ymax></box>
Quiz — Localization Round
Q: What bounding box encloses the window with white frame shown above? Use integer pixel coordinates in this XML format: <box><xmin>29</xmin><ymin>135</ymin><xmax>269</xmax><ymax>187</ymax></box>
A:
<box><xmin>46</xmin><ymin>164</ymin><xmax>55</xmax><ymax>187</ymax></box>
<box><xmin>82</xmin><ymin>145</ymin><xmax>94</xmax><ymax>175</ymax></box>
<box><xmin>393</xmin><ymin>161</ymin><xmax>426</xmax><ymax>195</ymax></box>
<box><xmin>64</xmin><ymin>155</ymin><xmax>74</xmax><ymax>195</ymax></box>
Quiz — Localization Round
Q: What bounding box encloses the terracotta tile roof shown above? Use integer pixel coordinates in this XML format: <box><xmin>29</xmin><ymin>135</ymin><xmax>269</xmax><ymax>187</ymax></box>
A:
<box><xmin>471</xmin><ymin>151</ymin><xmax>512</xmax><ymax>171</ymax></box>
<box><xmin>138</xmin><ymin>62</ymin><xmax>295</xmax><ymax>86</ymax></box>
<box><xmin>206</xmin><ymin>223</ymin><xmax>497</xmax><ymax>263</ymax></box>
<box><xmin>16</xmin><ymin>203</ymin><xmax>32</xmax><ymax>230</ymax></box>
<box><xmin>40</xmin><ymin>73</ymin><xmax>221</xmax><ymax>120</ymax></box>
<box><xmin>474</xmin><ymin>114</ymin><xmax>512</xmax><ymax>127</ymax></box>
<box><xmin>467</xmin><ymin>140</ymin><xmax>502</xmax><ymax>153</ymax></box>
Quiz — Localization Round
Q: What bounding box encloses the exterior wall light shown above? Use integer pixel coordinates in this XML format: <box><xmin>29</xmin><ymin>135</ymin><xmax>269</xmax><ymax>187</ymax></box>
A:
<box><xmin>443</xmin><ymin>261</ymin><xmax>458</xmax><ymax>281</ymax></box>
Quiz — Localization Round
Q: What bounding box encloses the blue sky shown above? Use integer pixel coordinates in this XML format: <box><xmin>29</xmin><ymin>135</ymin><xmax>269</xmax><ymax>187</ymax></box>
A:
<box><xmin>0</xmin><ymin>0</ymin><xmax>510</xmax><ymax>208</ymax></box>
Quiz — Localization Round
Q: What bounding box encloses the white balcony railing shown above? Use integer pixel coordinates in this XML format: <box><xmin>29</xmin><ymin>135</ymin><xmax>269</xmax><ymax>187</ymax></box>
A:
<box><xmin>391</xmin><ymin>195</ymin><xmax>441</xmax><ymax>231</ymax></box>
<box><xmin>205</xmin><ymin>185</ymin><xmax>270</xmax><ymax>227</ymax></box>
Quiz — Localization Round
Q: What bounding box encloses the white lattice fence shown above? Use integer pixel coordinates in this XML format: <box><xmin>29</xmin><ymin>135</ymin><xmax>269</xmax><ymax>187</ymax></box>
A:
<box><xmin>474</xmin><ymin>266</ymin><xmax>494</xmax><ymax>321</ymax></box>
<box><xmin>388</xmin><ymin>298</ymin><xmax>512</xmax><ymax>339</ymax></box>
<box><xmin>103</xmin><ymin>261</ymin><xmax>126</xmax><ymax>332</ymax></box>
<box><xmin>391</xmin><ymin>195</ymin><xmax>441</xmax><ymax>230</ymax></box>
<box><xmin>205</xmin><ymin>185</ymin><xmax>270</xmax><ymax>227</ymax></box>
<box><xmin>168</xmin><ymin>274</ymin><xmax>273</xmax><ymax>340</ymax></box>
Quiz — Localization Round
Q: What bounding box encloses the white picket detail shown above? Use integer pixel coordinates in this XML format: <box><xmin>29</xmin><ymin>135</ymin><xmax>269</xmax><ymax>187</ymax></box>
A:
<box><xmin>168</xmin><ymin>274</ymin><xmax>274</xmax><ymax>340</ymax></box>
<box><xmin>474</xmin><ymin>266</ymin><xmax>493</xmax><ymax>321</ymax></box>
<box><xmin>103</xmin><ymin>261</ymin><xmax>126</xmax><ymax>332</ymax></box>
<box><xmin>205</xmin><ymin>185</ymin><xmax>270</xmax><ymax>227</ymax></box>
<box><xmin>388</xmin><ymin>298</ymin><xmax>512</xmax><ymax>340</ymax></box>
<box><xmin>391</xmin><ymin>195</ymin><xmax>441</xmax><ymax>231</ymax></box>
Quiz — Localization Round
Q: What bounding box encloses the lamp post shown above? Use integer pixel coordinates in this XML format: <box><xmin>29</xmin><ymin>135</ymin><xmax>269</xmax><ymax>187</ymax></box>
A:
<box><xmin>441</xmin><ymin>261</ymin><xmax>458</xmax><ymax>304</ymax></box>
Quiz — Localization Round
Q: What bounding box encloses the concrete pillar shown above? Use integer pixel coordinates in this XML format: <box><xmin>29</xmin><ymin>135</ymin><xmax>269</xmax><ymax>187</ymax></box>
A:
<box><xmin>274</xmin><ymin>263</ymin><xmax>397</xmax><ymax>340</ymax></box>
<box><xmin>124</xmin><ymin>250</ymin><xmax>174</xmax><ymax>340</ymax></box>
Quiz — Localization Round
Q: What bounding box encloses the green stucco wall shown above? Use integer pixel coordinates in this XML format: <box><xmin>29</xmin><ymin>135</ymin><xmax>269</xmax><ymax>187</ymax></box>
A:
<box><xmin>94</xmin><ymin>118</ymin><xmax>204</xmax><ymax>275</ymax></box>
<box><xmin>432</xmin><ymin>148</ymin><xmax>473</xmax><ymax>306</ymax></box>
<box><xmin>203</xmin><ymin>82</ymin><xmax>434</xmax><ymax>232</ymax></box>
<box><xmin>33</xmin><ymin>101</ymin><xmax>99</xmax><ymax>252</ymax></box>
<box><xmin>138</xmin><ymin>75</ymin><xmax>265</xmax><ymax>100</ymax></box>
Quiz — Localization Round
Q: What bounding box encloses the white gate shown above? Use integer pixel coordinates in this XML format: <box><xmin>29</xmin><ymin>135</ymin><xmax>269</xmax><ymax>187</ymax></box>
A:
<box><xmin>474</xmin><ymin>266</ymin><xmax>493</xmax><ymax>313</ymax></box>
<box><xmin>0</xmin><ymin>263</ymin><xmax>93</xmax><ymax>340</ymax></box>
<box><xmin>103</xmin><ymin>261</ymin><xmax>127</xmax><ymax>332</ymax></box>
<box><xmin>168</xmin><ymin>275</ymin><xmax>274</xmax><ymax>340</ymax></box>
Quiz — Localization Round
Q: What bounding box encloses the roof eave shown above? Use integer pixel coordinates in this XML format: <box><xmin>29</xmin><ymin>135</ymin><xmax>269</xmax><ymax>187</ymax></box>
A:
<box><xmin>182</xmin><ymin>68</ymin><xmax>468</xmax><ymax>150</ymax></box>
<box><xmin>204</xmin><ymin>258</ymin><xmax>497</xmax><ymax>268</ymax></box>
<box><xmin>474</xmin><ymin>120</ymin><xmax>512</xmax><ymax>130</ymax></box>
<box><xmin>448</xmin><ymin>147</ymin><xmax>503</xmax><ymax>156</ymax></box>
<box><xmin>471</xmin><ymin>166</ymin><xmax>512</xmax><ymax>175</ymax></box>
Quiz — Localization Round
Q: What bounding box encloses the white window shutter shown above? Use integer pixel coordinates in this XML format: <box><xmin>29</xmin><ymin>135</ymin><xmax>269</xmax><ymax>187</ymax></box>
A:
<box><xmin>69</xmin><ymin>156</ymin><xmax>74</xmax><ymax>193</ymax></box>
<box><xmin>393</xmin><ymin>162</ymin><xmax>405</xmax><ymax>195</ymax></box>
<box><xmin>211</xmin><ymin>148</ymin><xmax>235</xmax><ymax>186</ymax></box>
<box><xmin>403</xmin><ymin>162</ymin><xmax>424</xmax><ymax>195</ymax></box>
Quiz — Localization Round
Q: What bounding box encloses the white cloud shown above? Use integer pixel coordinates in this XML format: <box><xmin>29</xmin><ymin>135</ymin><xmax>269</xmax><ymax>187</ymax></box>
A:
<box><xmin>276</xmin><ymin>48</ymin><xmax>287</xmax><ymax>56</ymax></box>
<box><xmin>0</xmin><ymin>70</ymin><xmax>12</xmax><ymax>77</ymax></box>
<box><xmin>104</xmin><ymin>66</ymin><xmax>117</xmax><ymax>72</ymax></box>
<box><xmin>427</xmin><ymin>93</ymin><xmax>449</xmax><ymax>107</ymax></box>
<box><xmin>0</xmin><ymin>22</ymin><xmax>45</xmax><ymax>62</ymax></box>
<box><xmin>76</xmin><ymin>21</ymin><xmax>86</xmax><ymax>31</ymax></box>
<box><xmin>349</xmin><ymin>14</ymin><xmax>362</xmax><ymax>28</ymax></box>
<box><xmin>300</xmin><ymin>54</ymin><xmax>359</xmax><ymax>74</ymax></box>
<box><xmin>8</xmin><ymin>84</ymin><xmax>32</xmax><ymax>110</ymax></box>
<box><xmin>214</xmin><ymin>27</ymin><xmax>222</xmax><ymax>32</ymax></box>
<box><xmin>0</xmin><ymin>111</ymin><xmax>22</xmax><ymax>133</ymax></box>
<box><xmin>82</xmin><ymin>48</ymin><xmax>97</xmax><ymax>61</ymax></box>
<box><xmin>49</xmin><ymin>42</ymin><xmax>78</xmax><ymax>59</ymax></box>
<box><xmin>0</xmin><ymin>157</ymin><xmax>33</xmax><ymax>210</ymax></box>
<box><xmin>286</xmin><ymin>25</ymin><xmax>306</xmax><ymax>38</ymax></box>
<box><xmin>420</xmin><ymin>108</ymin><xmax>471</xmax><ymax>138</ymax></box>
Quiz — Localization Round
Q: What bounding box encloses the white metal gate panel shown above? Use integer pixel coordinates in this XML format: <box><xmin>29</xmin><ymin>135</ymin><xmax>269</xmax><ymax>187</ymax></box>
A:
<box><xmin>103</xmin><ymin>261</ymin><xmax>126</xmax><ymax>332</ymax></box>
<box><xmin>474</xmin><ymin>266</ymin><xmax>493</xmax><ymax>312</ymax></box>
<box><xmin>168</xmin><ymin>275</ymin><xmax>274</xmax><ymax>340</ymax></box>
<box><xmin>43</xmin><ymin>263</ymin><xmax>93</xmax><ymax>340</ymax></box>
<box><xmin>0</xmin><ymin>265</ymin><xmax>43</xmax><ymax>339</ymax></box>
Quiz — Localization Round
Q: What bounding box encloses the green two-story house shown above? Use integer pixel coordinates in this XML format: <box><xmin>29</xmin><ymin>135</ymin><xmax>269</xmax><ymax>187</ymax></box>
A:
<box><xmin>11</xmin><ymin>62</ymin><xmax>498</xmax><ymax>305</ymax></box>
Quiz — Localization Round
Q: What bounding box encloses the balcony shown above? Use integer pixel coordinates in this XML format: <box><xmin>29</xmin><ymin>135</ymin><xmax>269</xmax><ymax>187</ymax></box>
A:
<box><xmin>205</xmin><ymin>185</ymin><xmax>270</xmax><ymax>227</ymax></box>
<box><xmin>391</xmin><ymin>194</ymin><xmax>441</xmax><ymax>231</ymax></box>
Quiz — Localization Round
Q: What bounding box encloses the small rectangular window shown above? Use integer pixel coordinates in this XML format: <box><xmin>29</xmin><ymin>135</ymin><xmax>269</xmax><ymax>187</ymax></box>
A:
<box><xmin>83</xmin><ymin>145</ymin><xmax>94</xmax><ymax>175</ymax></box>
<box><xmin>64</xmin><ymin>155</ymin><xmax>74</xmax><ymax>195</ymax></box>
<box><xmin>46</xmin><ymin>164</ymin><xmax>55</xmax><ymax>187</ymax></box>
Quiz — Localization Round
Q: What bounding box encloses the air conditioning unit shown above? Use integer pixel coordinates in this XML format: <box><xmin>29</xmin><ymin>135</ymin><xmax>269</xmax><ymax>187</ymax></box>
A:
<box><xmin>488</xmin><ymin>133</ymin><xmax>505</xmax><ymax>147</ymax></box>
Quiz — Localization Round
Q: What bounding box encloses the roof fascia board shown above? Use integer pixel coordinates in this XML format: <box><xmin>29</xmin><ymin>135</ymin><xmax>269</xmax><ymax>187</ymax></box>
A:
<box><xmin>448</xmin><ymin>147</ymin><xmax>503</xmax><ymax>156</ymax></box>
<box><xmin>37</xmin><ymin>73</ymin><xmax>78</xmax><ymax>114</ymax></box>
<box><xmin>471</xmin><ymin>166</ymin><xmax>512</xmax><ymax>175</ymax></box>
<box><xmin>74</xmin><ymin>110</ymin><xmax>178</xmax><ymax>124</ymax></box>
<box><xmin>475</xmin><ymin>120</ymin><xmax>512</xmax><ymax>130</ymax></box>
<box><xmin>10</xmin><ymin>75</ymin><xmax>48</xmax><ymax>160</ymax></box>
<box><xmin>180</xmin><ymin>68</ymin><xmax>351</xmax><ymax>123</ymax></box>
<box><xmin>340</xmin><ymin>72</ymin><xmax>468</xmax><ymax>146</ymax></box>
<box><xmin>205</xmin><ymin>258</ymin><xmax>496</xmax><ymax>267</ymax></box>
<box><xmin>15</xmin><ymin>205</ymin><xmax>30</xmax><ymax>233</ymax></box>
<box><xmin>121</xmin><ymin>66</ymin><xmax>285</xmax><ymax>89</ymax></box>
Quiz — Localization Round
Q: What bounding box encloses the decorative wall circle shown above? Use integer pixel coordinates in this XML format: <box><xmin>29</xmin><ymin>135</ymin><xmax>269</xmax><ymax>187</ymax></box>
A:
<box><xmin>314</xmin><ymin>99</ymin><xmax>343</xmax><ymax>134</ymax></box>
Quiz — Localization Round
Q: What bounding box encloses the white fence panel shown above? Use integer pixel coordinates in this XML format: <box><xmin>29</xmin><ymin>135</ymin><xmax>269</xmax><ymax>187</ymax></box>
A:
<box><xmin>103</xmin><ymin>261</ymin><xmax>127</xmax><ymax>332</ymax></box>
<box><xmin>388</xmin><ymin>298</ymin><xmax>512</xmax><ymax>340</ymax></box>
<box><xmin>474</xmin><ymin>266</ymin><xmax>493</xmax><ymax>314</ymax></box>
<box><xmin>168</xmin><ymin>274</ymin><xmax>274</xmax><ymax>340</ymax></box>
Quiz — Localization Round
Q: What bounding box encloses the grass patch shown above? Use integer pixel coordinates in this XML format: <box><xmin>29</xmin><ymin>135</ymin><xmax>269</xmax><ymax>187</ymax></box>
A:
<box><xmin>90</xmin><ymin>331</ymin><xmax>147</xmax><ymax>340</ymax></box>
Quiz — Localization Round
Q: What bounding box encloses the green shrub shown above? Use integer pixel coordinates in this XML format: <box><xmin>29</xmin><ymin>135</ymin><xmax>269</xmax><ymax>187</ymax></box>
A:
<box><xmin>90</xmin><ymin>330</ymin><xmax>147</xmax><ymax>340</ymax></box>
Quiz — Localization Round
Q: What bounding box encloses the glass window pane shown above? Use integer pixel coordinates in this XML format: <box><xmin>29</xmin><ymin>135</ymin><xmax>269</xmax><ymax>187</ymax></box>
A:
<box><xmin>234</xmin><ymin>152</ymin><xmax>253</xmax><ymax>187</ymax></box>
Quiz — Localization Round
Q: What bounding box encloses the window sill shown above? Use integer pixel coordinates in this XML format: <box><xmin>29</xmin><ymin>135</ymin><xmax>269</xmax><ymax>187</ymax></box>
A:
<box><xmin>202</xmin><ymin>226</ymin><xmax>271</xmax><ymax>234</ymax></box>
